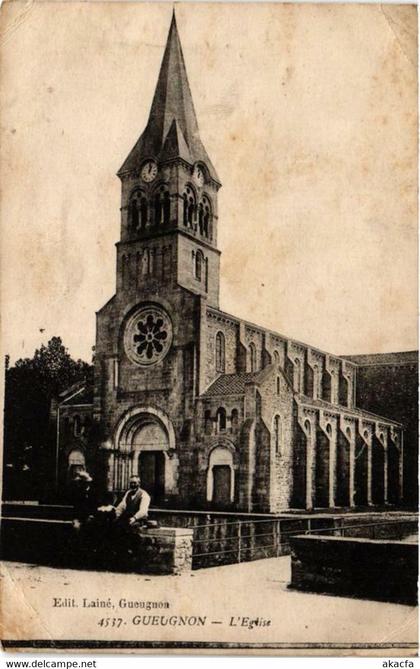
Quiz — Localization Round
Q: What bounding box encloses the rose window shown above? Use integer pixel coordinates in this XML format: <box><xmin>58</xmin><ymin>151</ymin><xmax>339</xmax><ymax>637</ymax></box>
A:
<box><xmin>124</xmin><ymin>306</ymin><xmax>172</xmax><ymax>366</ymax></box>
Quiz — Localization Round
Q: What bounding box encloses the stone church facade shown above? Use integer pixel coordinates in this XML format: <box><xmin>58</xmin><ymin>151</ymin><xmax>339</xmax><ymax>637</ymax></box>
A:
<box><xmin>52</xmin><ymin>14</ymin><xmax>405</xmax><ymax>513</ymax></box>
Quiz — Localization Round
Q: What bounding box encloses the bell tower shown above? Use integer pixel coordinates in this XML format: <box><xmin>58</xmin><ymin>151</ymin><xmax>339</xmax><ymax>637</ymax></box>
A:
<box><xmin>116</xmin><ymin>12</ymin><xmax>222</xmax><ymax>307</ymax></box>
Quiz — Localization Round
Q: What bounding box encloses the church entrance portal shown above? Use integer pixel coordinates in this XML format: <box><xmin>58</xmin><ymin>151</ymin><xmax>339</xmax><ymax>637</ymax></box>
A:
<box><xmin>212</xmin><ymin>465</ymin><xmax>231</xmax><ymax>506</ymax></box>
<box><xmin>138</xmin><ymin>451</ymin><xmax>165</xmax><ymax>501</ymax></box>
<box><xmin>112</xmin><ymin>408</ymin><xmax>178</xmax><ymax>502</ymax></box>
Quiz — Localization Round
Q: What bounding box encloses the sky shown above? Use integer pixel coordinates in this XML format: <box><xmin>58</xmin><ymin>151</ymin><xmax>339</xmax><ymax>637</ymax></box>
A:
<box><xmin>1</xmin><ymin>2</ymin><xmax>417</xmax><ymax>364</ymax></box>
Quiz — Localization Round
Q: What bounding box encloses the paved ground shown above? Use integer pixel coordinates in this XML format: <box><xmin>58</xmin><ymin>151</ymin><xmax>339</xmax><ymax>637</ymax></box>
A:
<box><xmin>1</xmin><ymin>555</ymin><xmax>417</xmax><ymax>651</ymax></box>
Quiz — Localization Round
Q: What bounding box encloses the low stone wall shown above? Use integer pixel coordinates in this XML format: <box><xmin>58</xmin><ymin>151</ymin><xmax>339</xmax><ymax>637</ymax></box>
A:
<box><xmin>1</xmin><ymin>517</ymin><xmax>193</xmax><ymax>575</ymax></box>
<box><xmin>2</xmin><ymin>504</ymin><xmax>417</xmax><ymax>572</ymax></box>
<box><xmin>148</xmin><ymin>509</ymin><xmax>418</xmax><ymax>569</ymax></box>
<box><xmin>130</xmin><ymin>527</ymin><xmax>193</xmax><ymax>575</ymax></box>
<box><xmin>290</xmin><ymin>535</ymin><xmax>418</xmax><ymax>605</ymax></box>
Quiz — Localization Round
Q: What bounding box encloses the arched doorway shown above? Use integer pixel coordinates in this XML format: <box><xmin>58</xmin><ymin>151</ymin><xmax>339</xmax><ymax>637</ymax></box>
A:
<box><xmin>112</xmin><ymin>407</ymin><xmax>177</xmax><ymax>501</ymax></box>
<box><xmin>207</xmin><ymin>446</ymin><xmax>235</xmax><ymax>508</ymax></box>
<box><xmin>132</xmin><ymin>421</ymin><xmax>168</xmax><ymax>501</ymax></box>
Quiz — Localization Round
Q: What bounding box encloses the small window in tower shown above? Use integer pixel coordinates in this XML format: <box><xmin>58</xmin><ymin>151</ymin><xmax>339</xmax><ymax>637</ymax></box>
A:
<box><xmin>195</xmin><ymin>250</ymin><xmax>204</xmax><ymax>281</ymax></box>
<box><xmin>140</xmin><ymin>197</ymin><xmax>148</xmax><ymax>229</ymax></box>
<box><xmin>163</xmin><ymin>191</ymin><xmax>170</xmax><ymax>225</ymax></box>
<box><xmin>215</xmin><ymin>331</ymin><xmax>225</xmax><ymax>373</ymax></box>
<box><xmin>131</xmin><ymin>199</ymin><xmax>139</xmax><ymax>231</ymax></box>
<box><xmin>294</xmin><ymin>358</ymin><xmax>302</xmax><ymax>393</ymax></box>
<box><xmin>154</xmin><ymin>192</ymin><xmax>162</xmax><ymax>225</ymax></box>
<box><xmin>198</xmin><ymin>203</ymin><xmax>204</xmax><ymax>235</ymax></box>
<box><xmin>183</xmin><ymin>193</ymin><xmax>188</xmax><ymax>226</ymax></box>
<box><xmin>276</xmin><ymin>376</ymin><xmax>280</xmax><ymax>396</ymax></box>
<box><xmin>188</xmin><ymin>197</ymin><xmax>195</xmax><ymax>227</ymax></box>
<box><xmin>274</xmin><ymin>415</ymin><xmax>281</xmax><ymax>454</ymax></box>
<box><xmin>216</xmin><ymin>407</ymin><xmax>227</xmax><ymax>432</ymax></box>
<box><xmin>201</xmin><ymin>195</ymin><xmax>212</xmax><ymax>239</ymax></box>
<box><xmin>231</xmin><ymin>409</ymin><xmax>239</xmax><ymax>433</ymax></box>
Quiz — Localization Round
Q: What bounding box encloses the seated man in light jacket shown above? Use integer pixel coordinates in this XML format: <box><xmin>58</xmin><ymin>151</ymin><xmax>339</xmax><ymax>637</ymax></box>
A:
<box><xmin>114</xmin><ymin>475</ymin><xmax>151</xmax><ymax>527</ymax></box>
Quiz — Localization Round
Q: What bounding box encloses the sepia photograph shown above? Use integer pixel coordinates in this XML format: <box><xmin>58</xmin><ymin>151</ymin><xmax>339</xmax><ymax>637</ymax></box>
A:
<box><xmin>0</xmin><ymin>1</ymin><xmax>418</xmax><ymax>656</ymax></box>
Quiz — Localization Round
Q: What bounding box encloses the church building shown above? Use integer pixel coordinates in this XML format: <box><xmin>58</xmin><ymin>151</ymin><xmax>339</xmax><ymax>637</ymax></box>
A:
<box><xmin>51</xmin><ymin>14</ymin><xmax>405</xmax><ymax>513</ymax></box>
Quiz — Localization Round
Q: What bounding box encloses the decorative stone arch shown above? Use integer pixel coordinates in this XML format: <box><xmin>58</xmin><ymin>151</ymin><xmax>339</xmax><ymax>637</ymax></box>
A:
<box><xmin>151</xmin><ymin>182</ymin><xmax>170</xmax><ymax>226</ymax></box>
<box><xmin>114</xmin><ymin>405</ymin><xmax>176</xmax><ymax>451</ymax></box>
<box><xmin>206</xmin><ymin>444</ymin><xmax>236</xmax><ymax>504</ymax></box>
<box><xmin>112</xmin><ymin>406</ymin><xmax>177</xmax><ymax>496</ymax></box>
<box><xmin>183</xmin><ymin>183</ymin><xmax>197</xmax><ymax>228</ymax></box>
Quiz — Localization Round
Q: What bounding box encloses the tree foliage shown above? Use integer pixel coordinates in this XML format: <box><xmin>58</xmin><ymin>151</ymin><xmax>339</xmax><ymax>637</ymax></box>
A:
<box><xmin>3</xmin><ymin>337</ymin><xmax>92</xmax><ymax>498</ymax></box>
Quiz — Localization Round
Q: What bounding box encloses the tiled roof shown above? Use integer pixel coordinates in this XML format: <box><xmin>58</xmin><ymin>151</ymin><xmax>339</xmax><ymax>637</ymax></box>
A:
<box><xmin>61</xmin><ymin>384</ymin><xmax>93</xmax><ymax>406</ymax></box>
<box><xmin>343</xmin><ymin>351</ymin><xmax>418</xmax><ymax>366</ymax></box>
<box><xmin>202</xmin><ymin>372</ymin><xmax>262</xmax><ymax>398</ymax></box>
<box><xmin>297</xmin><ymin>395</ymin><xmax>402</xmax><ymax>427</ymax></box>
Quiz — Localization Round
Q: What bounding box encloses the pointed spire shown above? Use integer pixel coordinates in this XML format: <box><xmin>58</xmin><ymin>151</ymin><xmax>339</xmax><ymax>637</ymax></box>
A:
<box><xmin>119</xmin><ymin>12</ymin><xmax>219</xmax><ymax>183</ymax></box>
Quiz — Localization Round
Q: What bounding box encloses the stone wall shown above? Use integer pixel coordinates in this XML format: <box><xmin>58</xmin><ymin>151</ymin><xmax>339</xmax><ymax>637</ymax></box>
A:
<box><xmin>1</xmin><ymin>516</ymin><xmax>193</xmax><ymax>575</ymax></box>
<box><xmin>348</xmin><ymin>353</ymin><xmax>418</xmax><ymax>506</ymax></box>
<box><xmin>290</xmin><ymin>534</ymin><xmax>418</xmax><ymax>605</ymax></box>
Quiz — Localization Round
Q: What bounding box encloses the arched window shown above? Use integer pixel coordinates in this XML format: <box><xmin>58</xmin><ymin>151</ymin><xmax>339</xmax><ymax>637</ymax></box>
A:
<box><xmin>140</xmin><ymin>197</ymin><xmax>148</xmax><ymax>229</ymax></box>
<box><xmin>203</xmin><ymin>204</ymin><xmax>210</xmax><ymax>238</ymax></box>
<box><xmin>249</xmin><ymin>343</ymin><xmax>257</xmax><ymax>372</ymax></box>
<box><xmin>294</xmin><ymin>358</ymin><xmax>302</xmax><ymax>392</ymax></box>
<box><xmin>216</xmin><ymin>407</ymin><xmax>227</xmax><ymax>432</ymax></box>
<box><xmin>276</xmin><ymin>376</ymin><xmax>280</xmax><ymax>395</ymax></box>
<box><xmin>274</xmin><ymin>415</ymin><xmax>281</xmax><ymax>454</ymax></box>
<box><xmin>231</xmin><ymin>409</ymin><xmax>239</xmax><ymax>433</ymax></box>
<box><xmin>345</xmin><ymin>426</ymin><xmax>351</xmax><ymax>440</ymax></box>
<box><xmin>73</xmin><ymin>415</ymin><xmax>81</xmax><ymax>437</ymax></box>
<box><xmin>183</xmin><ymin>186</ymin><xmax>197</xmax><ymax>229</ymax></box>
<box><xmin>199</xmin><ymin>195</ymin><xmax>212</xmax><ymax>238</ymax></box>
<box><xmin>195</xmin><ymin>250</ymin><xmax>204</xmax><ymax>281</ymax></box>
<box><xmin>130</xmin><ymin>199</ymin><xmax>139</xmax><ymax>231</ymax></box>
<box><xmin>154</xmin><ymin>192</ymin><xmax>162</xmax><ymax>225</ymax></box>
<box><xmin>188</xmin><ymin>197</ymin><xmax>195</xmax><ymax>227</ymax></box>
<box><xmin>215</xmin><ymin>331</ymin><xmax>225</xmax><ymax>373</ymax></box>
<box><xmin>198</xmin><ymin>203</ymin><xmax>204</xmax><ymax>235</ymax></box>
<box><xmin>326</xmin><ymin>423</ymin><xmax>332</xmax><ymax>438</ymax></box>
<box><xmin>163</xmin><ymin>191</ymin><xmax>170</xmax><ymax>225</ymax></box>
<box><xmin>304</xmin><ymin>419</ymin><xmax>311</xmax><ymax>435</ymax></box>
<box><xmin>273</xmin><ymin>350</ymin><xmax>280</xmax><ymax>366</ymax></box>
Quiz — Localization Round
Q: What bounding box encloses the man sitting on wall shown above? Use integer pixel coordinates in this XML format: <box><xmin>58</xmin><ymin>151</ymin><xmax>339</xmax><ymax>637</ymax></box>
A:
<box><xmin>113</xmin><ymin>475</ymin><xmax>151</xmax><ymax>527</ymax></box>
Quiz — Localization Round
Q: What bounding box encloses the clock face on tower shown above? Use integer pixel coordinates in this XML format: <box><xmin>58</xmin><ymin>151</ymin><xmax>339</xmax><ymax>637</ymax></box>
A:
<box><xmin>124</xmin><ymin>305</ymin><xmax>173</xmax><ymax>367</ymax></box>
<box><xmin>141</xmin><ymin>160</ymin><xmax>158</xmax><ymax>183</ymax></box>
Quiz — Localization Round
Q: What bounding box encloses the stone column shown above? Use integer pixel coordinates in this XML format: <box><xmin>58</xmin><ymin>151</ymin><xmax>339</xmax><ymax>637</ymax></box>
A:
<box><xmin>306</xmin><ymin>434</ymin><xmax>314</xmax><ymax>510</ymax></box>
<box><xmin>367</xmin><ymin>441</ymin><xmax>373</xmax><ymax>506</ymax></box>
<box><xmin>383</xmin><ymin>439</ymin><xmax>389</xmax><ymax>504</ymax></box>
<box><xmin>399</xmin><ymin>433</ymin><xmax>404</xmax><ymax>502</ymax></box>
<box><xmin>349</xmin><ymin>435</ymin><xmax>356</xmax><ymax>508</ymax></box>
<box><xmin>329</xmin><ymin>433</ymin><xmax>337</xmax><ymax>508</ymax></box>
